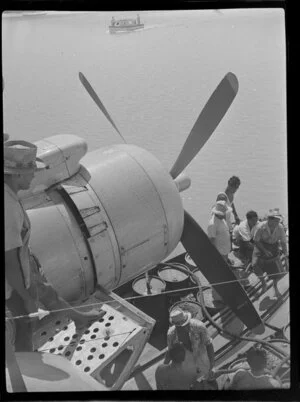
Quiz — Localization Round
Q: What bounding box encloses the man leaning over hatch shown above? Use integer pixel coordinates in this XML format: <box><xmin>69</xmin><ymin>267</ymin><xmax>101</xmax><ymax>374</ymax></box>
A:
<box><xmin>5</xmin><ymin>140</ymin><xmax>105</xmax><ymax>352</ymax></box>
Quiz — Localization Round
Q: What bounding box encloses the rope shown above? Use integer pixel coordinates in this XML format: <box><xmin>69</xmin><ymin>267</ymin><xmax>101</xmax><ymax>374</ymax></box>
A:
<box><xmin>193</xmin><ymin>271</ymin><xmax>290</xmax><ymax>359</ymax></box>
<box><xmin>5</xmin><ymin>271</ymin><xmax>288</xmax><ymax>321</ymax></box>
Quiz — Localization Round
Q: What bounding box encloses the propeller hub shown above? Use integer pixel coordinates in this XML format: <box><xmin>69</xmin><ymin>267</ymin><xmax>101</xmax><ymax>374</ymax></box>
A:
<box><xmin>174</xmin><ymin>172</ymin><xmax>191</xmax><ymax>192</ymax></box>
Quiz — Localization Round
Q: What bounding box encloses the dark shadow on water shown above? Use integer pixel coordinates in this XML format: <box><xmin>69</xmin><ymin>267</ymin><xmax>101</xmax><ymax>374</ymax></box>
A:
<box><xmin>134</xmin><ymin>372</ymin><xmax>153</xmax><ymax>390</ymax></box>
<box><xmin>99</xmin><ymin>348</ymin><xmax>133</xmax><ymax>388</ymax></box>
<box><xmin>148</xmin><ymin>326</ymin><xmax>168</xmax><ymax>350</ymax></box>
<box><xmin>17</xmin><ymin>352</ymin><xmax>70</xmax><ymax>381</ymax></box>
<box><xmin>259</xmin><ymin>296</ymin><xmax>278</xmax><ymax>311</ymax></box>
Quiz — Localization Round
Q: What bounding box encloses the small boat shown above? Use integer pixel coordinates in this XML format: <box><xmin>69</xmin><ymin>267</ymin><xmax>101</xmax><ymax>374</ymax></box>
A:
<box><xmin>109</xmin><ymin>14</ymin><xmax>144</xmax><ymax>34</ymax></box>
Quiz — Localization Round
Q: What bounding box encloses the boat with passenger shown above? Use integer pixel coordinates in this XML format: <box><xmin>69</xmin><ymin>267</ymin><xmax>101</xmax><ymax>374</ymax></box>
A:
<box><xmin>109</xmin><ymin>14</ymin><xmax>144</xmax><ymax>34</ymax></box>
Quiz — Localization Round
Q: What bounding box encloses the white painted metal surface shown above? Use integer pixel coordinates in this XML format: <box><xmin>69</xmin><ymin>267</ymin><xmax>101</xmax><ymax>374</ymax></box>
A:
<box><xmin>19</xmin><ymin>135</ymin><xmax>88</xmax><ymax>203</ymax></box>
<box><xmin>28</xmin><ymin>191</ymin><xmax>95</xmax><ymax>302</ymax></box>
<box><xmin>28</xmin><ymin>142</ymin><xmax>184</xmax><ymax>301</ymax></box>
<box><xmin>82</xmin><ymin>144</ymin><xmax>184</xmax><ymax>287</ymax></box>
<box><xmin>27</xmin><ymin>290</ymin><xmax>155</xmax><ymax>390</ymax></box>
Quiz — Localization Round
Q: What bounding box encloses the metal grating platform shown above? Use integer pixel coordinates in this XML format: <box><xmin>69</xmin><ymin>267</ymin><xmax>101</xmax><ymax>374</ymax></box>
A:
<box><xmin>38</xmin><ymin>303</ymin><xmax>140</xmax><ymax>379</ymax></box>
<box><xmin>32</xmin><ymin>289</ymin><xmax>155</xmax><ymax>389</ymax></box>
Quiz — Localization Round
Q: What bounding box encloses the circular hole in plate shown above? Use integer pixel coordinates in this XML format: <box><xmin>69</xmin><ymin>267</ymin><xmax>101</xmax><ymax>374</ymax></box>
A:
<box><xmin>65</xmin><ymin>351</ymin><xmax>71</xmax><ymax>357</ymax></box>
<box><xmin>90</xmin><ymin>347</ymin><xmax>96</xmax><ymax>353</ymax></box>
<box><xmin>99</xmin><ymin>318</ymin><xmax>105</xmax><ymax>323</ymax></box>
<box><xmin>58</xmin><ymin>345</ymin><xmax>64</xmax><ymax>350</ymax></box>
<box><xmin>50</xmin><ymin>348</ymin><xmax>56</xmax><ymax>353</ymax></box>
<box><xmin>105</xmin><ymin>323</ymin><xmax>111</xmax><ymax>327</ymax></box>
<box><xmin>64</xmin><ymin>336</ymin><xmax>70</xmax><ymax>341</ymax></box>
<box><xmin>84</xmin><ymin>367</ymin><xmax>90</xmax><ymax>372</ymax></box>
<box><xmin>93</xmin><ymin>328</ymin><xmax>99</xmax><ymax>333</ymax></box>
<box><xmin>113</xmin><ymin>342</ymin><xmax>119</xmax><ymax>347</ymax></box>
<box><xmin>87</xmin><ymin>355</ymin><xmax>94</xmax><ymax>360</ymax></box>
<box><xmin>72</xmin><ymin>334</ymin><xmax>78</xmax><ymax>339</ymax></box>
<box><xmin>63</xmin><ymin>326</ymin><xmax>68</xmax><ymax>330</ymax></box>
<box><xmin>90</xmin><ymin>334</ymin><xmax>96</xmax><ymax>339</ymax></box>
<box><xmin>102</xmin><ymin>343</ymin><xmax>108</xmax><ymax>348</ymax></box>
<box><xmin>108</xmin><ymin>316</ymin><xmax>114</xmax><ymax>321</ymax></box>
<box><xmin>104</xmin><ymin>336</ymin><xmax>110</xmax><ymax>341</ymax></box>
<box><xmin>79</xmin><ymin>339</ymin><xmax>85</xmax><ymax>344</ymax></box>
<box><xmin>84</xmin><ymin>330</ymin><xmax>90</xmax><ymax>334</ymax></box>
<box><xmin>75</xmin><ymin>360</ymin><xmax>82</xmax><ymax>365</ymax></box>
<box><xmin>55</xmin><ymin>321</ymin><xmax>61</xmax><ymax>325</ymax></box>
<box><xmin>99</xmin><ymin>354</ymin><xmax>105</xmax><ymax>359</ymax></box>
<box><xmin>48</xmin><ymin>337</ymin><xmax>54</xmax><ymax>342</ymax></box>
<box><xmin>76</xmin><ymin>346</ymin><xmax>82</xmax><ymax>351</ymax></box>
<box><xmin>41</xmin><ymin>331</ymin><xmax>47</xmax><ymax>336</ymax></box>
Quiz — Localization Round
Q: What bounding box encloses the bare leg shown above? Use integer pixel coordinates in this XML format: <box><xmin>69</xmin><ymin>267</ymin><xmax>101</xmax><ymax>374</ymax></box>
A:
<box><xmin>252</xmin><ymin>264</ymin><xmax>267</xmax><ymax>294</ymax></box>
<box><xmin>273</xmin><ymin>279</ymin><xmax>281</xmax><ymax>298</ymax></box>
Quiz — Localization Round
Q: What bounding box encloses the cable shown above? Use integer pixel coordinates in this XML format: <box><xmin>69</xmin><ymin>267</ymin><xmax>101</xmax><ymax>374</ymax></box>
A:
<box><xmin>5</xmin><ymin>271</ymin><xmax>288</xmax><ymax>321</ymax></box>
<box><xmin>193</xmin><ymin>271</ymin><xmax>290</xmax><ymax>358</ymax></box>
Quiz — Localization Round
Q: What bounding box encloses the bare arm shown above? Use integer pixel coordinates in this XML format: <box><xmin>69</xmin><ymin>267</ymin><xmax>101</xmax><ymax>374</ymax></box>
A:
<box><xmin>254</xmin><ymin>240</ymin><xmax>273</xmax><ymax>257</ymax></box>
<box><xmin>227</xmin><ymin>370</ymin><xmax>244</xmax><ymax>390</ymax></box>
<box><xmin>231</xmin><ymin>202</ymin><xmax>240</xmax><ymax>224</ymax></box>
<box><xmin>5</xmin><ymin>249</ymin><xmax>37</xmax><ymax>312</ymax></box>
<box><xmin>206</xmin><ymin>342</ymin><xmax>215</xmax><ymax>370</ymax></box>
<box><xmin>209</xmin><ymin>237</ymin><xmax>216</xmax><ymax>247</ymax></box>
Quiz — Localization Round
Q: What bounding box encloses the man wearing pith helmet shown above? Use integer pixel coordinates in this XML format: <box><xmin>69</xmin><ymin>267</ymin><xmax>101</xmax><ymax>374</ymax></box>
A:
<box><xmin>252</xmin><ymin>208</ymin><xmax>288</xmax><ymax>297</ymax></box>
<box><xmin>165</xmin><ymin>308</ymin><xmax>215</xmax><ymax>383</ymax></box>
<box><xmin>5</xmin><ymin>140</ymin><xmax>105</xmax><ymax>351</ymax></box>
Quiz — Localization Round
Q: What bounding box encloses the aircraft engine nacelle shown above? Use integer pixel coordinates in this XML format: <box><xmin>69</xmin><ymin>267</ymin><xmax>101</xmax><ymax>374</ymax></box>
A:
<box><xmin>28</xmin><ymin>142</ymin><xmax>184</xmax><ymax>303</ymax></box>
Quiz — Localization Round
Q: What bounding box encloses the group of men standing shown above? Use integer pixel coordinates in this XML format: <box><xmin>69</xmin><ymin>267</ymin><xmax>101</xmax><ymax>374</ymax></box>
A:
<box><xmin>155</xmin><ymin>175</ymin><xmax>288</xmax><ymax>390</ymax></box>
<box><xmin>207</xmin><ymin>175</ymin><xmax>288</xmax><ymax>297</ymax></box>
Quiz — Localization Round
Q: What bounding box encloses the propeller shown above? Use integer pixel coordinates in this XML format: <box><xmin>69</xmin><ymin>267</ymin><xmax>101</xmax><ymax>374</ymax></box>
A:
<box><xmin>78</xmin><ymin>72</ymin><xmax>126</xmax><ymax>143</ymax></box>
<box><xmin>170</xmin><ymin>72</ymin><xmax>238</xmax><ymax>179</ymax></box>
<box><xmin>181</xmin><ymin>210</ymin><xmax>264</xmax><ymax>333</ymax></box>
<box><xmin>77</xmin><ymin>69</ymin><xmax>263</xmax><ymax>332</ymax></box>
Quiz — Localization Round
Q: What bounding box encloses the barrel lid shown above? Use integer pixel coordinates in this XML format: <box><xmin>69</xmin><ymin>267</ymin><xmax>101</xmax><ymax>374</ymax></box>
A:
<box><xmin>197</xmin><ymin>287</ymin><xmax>224</xmax><ymax>310</ymax></box>
<box><xmin>158</xmin><ymin>265</ymin><xmax>189</xmax><ymax>283</ymax></box>
<box><xmin>185</xmin><ymin>253</ymin><xmax>197</xmax><ymax>267</ymax></box>
<box><xmin>132</xmin><ymin>276</ymin><xmax>166</xmax><ymax>296</ymax></box>
<box><xmin>284</xmin><ymin>324</ymin><xmax>290</xmax><ymax>340</ymax></box>
<box><xmin>191</xmin><ymin>269</ymin><xmax>210</xmax><ymax>287</ymax></box>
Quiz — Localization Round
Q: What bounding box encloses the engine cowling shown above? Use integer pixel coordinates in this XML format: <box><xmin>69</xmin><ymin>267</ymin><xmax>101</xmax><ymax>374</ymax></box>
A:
<box><xmin>28</xmin><ymin>141</ymin><xmax>184</xmax><ymax>302</ymax></box>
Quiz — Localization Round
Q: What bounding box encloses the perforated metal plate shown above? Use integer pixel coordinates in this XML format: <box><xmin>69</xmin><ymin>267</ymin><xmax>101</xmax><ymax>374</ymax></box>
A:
<box><xmin>38</xmin><ymin>303</ymin><xmax>141</xmax><ymax>379</ymax></box>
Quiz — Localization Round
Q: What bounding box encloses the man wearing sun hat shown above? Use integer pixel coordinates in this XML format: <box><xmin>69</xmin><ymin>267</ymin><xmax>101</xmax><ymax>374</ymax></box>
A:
<box><xmin>165</xmin><ymin>308</ymin><xmax>215</xmax><ymax>383</ymax></box>
<box><xmin>207</xmin><ymin>200</ymin><xmax>231</xmax><ymax>260</ymax></box>
<box><xmin>5</xmin><ymin>140</ymin><xmax>106</xmax><ymax>351</ymax></box>
<box><xmin>252</xmin><ymin>208</ymin><xmax>288</xmax><ymax>297</ymax></box>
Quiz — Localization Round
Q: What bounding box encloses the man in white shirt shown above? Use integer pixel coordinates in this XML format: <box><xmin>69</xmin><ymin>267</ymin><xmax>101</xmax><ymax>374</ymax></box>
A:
<box><xmin>213</xmin><ymin>193</ymin><xmax>234</xmax><ymax>232</ymax></box>
<box><xmin>207</xmin><ymin>200</ymin><xmax>231</xmax><ymax>259</ymax></box>
<box><xmin>223</xmin><ymin>176</ymin><xmax>241</xmax><ymax>225</ymax></box>
<box><xmin>232</xmin><ymin>210</ymin><xmax>259</xmax><ymax>263</ymax></box>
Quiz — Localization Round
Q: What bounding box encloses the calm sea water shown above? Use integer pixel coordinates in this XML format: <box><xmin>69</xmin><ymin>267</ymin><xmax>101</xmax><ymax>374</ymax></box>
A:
<box><xmin>2</xmin><ymin>9</ymin><xmax>287</xmax><ymax>240</ymax></box>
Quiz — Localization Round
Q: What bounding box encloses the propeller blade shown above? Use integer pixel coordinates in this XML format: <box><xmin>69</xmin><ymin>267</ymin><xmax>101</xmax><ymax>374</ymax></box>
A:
<box><xmin>170</xmin><ymin>72</ymin><xmax>239</xmax><ymax>179</ymax></box>
<box><xmin>78</xmin><ymin>72</ymin><xmax>126</xmax><ymax>143</ymax></box>
<box><xmin>181</xmin><ymin>210</ymin><xmax>264</xmax><ymax>334</ymax></box>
